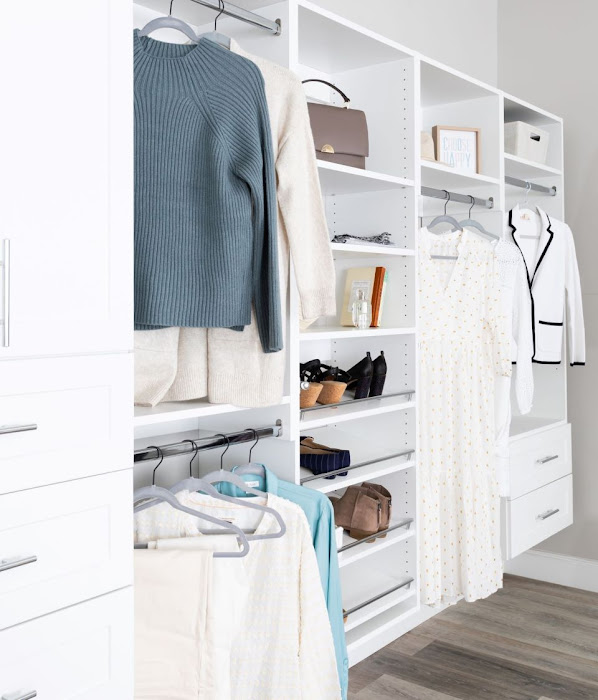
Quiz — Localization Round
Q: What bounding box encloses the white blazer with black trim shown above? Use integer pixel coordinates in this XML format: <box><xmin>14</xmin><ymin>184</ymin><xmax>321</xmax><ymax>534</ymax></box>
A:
<box><xmin>509</xmin><ymin>205</ymin><xmax>585</xmax><ymax>365</ymax></box>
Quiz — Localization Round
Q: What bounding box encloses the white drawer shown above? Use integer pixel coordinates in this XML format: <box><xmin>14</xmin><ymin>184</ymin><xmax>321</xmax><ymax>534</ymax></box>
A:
<box><xmin>506</xmin><ymin>474</ymin><xmax>573</xmax><ymax>559</ymax></box>
<box><xmin>0</xmin><ymin>471</ymin><xmax>132</xmax><ymax>630</ymax></box>
<box><xmin>509</xmin><ymin>424</ymin><xmax>571</xmax><ymax>499</ymax></box>
<box><xmin>0</xmin><ymin>588</ymin><xmax>133</xmax><ymax>700</ymax></box>
<box><xmin>0</xmin><ymin>353</ymin><xmax>131</xmax><ymax>494</ymax></box>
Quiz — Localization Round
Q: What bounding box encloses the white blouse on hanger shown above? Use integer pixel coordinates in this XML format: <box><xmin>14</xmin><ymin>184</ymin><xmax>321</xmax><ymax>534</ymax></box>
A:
<box><xmin>493</xmin><ymin>238</ymin><xmax>534</xmax><ymax>495</ymax></box>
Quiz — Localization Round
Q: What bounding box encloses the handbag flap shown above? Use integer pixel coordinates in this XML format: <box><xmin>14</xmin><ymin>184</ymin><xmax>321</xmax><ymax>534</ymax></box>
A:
<box><xmin>307</xmin><ymin>102</ymin><xmax>369</xmax><ymax>158</ymax></box>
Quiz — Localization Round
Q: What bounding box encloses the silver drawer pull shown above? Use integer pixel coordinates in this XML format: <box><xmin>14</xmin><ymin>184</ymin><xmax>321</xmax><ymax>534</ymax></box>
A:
<box><xmin>1</xmin><ymin>239</ymin><xmax>10</xmax><ymax>348</ymax></box>
<box><xmin>0</xmin><ymin>556</ymin><xmax>37</xmax><ymax>573</ymax></box>
<box><xmin>2</xmin><ymin>691</ymin><xmax>37</xmax><ymax>700</ymax></box>
<box><xmin>537</xmin><ymin>508</ymin><xmax>560</xmax><ymax>521</ymax></box>
<box><xmin>537</xmin><ymin>454</ymin><xmax>559</xmax><ymax>464</ymax></box>
<box><xmin>0</xmin><ymin>424</ymin><xmax>37</xmax><ymax>436</ymax></box>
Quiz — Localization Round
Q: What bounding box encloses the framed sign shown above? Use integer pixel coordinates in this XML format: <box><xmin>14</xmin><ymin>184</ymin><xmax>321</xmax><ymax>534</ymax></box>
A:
<box><xmin>432</xmin><ymin>126</ymin><xmax>480</xmax><ymax>174</ymax></box>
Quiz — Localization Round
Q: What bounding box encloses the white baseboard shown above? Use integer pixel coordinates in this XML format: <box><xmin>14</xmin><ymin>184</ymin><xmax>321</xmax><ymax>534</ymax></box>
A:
<box><xmin>505</xmin><ymin>548</ymin><xmax>598</xmax><ymax>593</ymax></box>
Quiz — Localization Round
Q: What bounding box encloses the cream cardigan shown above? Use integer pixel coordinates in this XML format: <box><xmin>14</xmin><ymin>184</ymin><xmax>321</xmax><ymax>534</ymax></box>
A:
<box><xmin>134</xmin><ymin>40</ymin><xmax>336</xmax><ymax>407</ymax></box>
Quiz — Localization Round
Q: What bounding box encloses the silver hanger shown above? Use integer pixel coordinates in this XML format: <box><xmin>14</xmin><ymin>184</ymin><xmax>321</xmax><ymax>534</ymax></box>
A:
<box><xmin>133</xmin><ymin>484</ymin><xmax>250</xmax><ymax>558</ymax></box>
<box><xmin>197</xmin><ymin>0</ymin><xmax>232</xmax><ymax>49</ymax></box>
<box><xmin>458</xmin><ymin>195</ymin><xmax>498</xmax><ymax>240</ymax></box>
<box><xmin>139</xmin><ymin>0</ymin><xmax>199</xmax><ymax>43</ymax></box>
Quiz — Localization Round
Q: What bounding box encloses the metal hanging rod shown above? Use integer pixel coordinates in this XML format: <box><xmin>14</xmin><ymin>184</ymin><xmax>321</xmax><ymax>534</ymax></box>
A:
<box><xmin>300</xmin><ymin>389</ymin><xmax>415</xmax><ymax>415</ymax></box>
<box><xmin>300</xmin><ymin>448</ymin><xmax>415</xmax><ymax>483</ymax></box>
<box><xmin>421</xmin><ymin>186</ymin><xmax>494</xmax><ymax>209</ymax></box>
<box><xmin>344</xmin><ymin>577</ymin><xmax>414</xmax><ymax>618</ymax></box>
<box><xmin>188</xmin><ymin>0</ymin><xmax>281</xmax><ymax>35</ymax></box>
<box><xmin>134</xmin><ymin>422</ymin><xmax>283</xmax><ymax>463</ymax></box>
<box><xmin>505</xmin><ymin>175</ymin><xmax>557</xmax><ymax>196</ymax></box>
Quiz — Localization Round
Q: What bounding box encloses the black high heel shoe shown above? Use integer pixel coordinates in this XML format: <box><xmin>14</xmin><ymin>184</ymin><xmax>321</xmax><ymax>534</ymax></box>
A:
<box><xmin>369</xmin><ymin>351</ymin><xmax>387</xmax><ymax>397</ymax></box>
<box><xmin>346</xmin><ymin>352</ymin><xmax>373</xmax><ymax>399</ymax></box>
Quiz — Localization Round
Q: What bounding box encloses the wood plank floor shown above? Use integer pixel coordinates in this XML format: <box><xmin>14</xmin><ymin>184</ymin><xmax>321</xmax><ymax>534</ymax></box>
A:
<box><xmin>349</xmin><ymin>575</ymin><xmax>598</xmax><ymax>700</ymax></box>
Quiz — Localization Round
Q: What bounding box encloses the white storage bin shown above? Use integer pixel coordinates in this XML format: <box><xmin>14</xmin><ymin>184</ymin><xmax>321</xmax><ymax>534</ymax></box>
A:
<box><xmin>504</xmin><ymin>121</ymin><xmax>550</xmax><ymax>163</ymax></box>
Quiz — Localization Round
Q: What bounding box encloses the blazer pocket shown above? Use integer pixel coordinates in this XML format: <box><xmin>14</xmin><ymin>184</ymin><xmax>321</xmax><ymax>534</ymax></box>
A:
<box><xmin>538</xmin><ymin>320</ymin><xmax>564</xmax><ymax>352</ymax></box>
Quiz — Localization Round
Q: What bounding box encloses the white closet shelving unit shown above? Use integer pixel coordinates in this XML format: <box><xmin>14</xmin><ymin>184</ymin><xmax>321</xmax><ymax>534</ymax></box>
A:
<box><xmin>130</xmin><ymin>0</ymin><xmax>573</xmax><ymax>668</ymax></box>
<box><xmin>0</xmin><ymin>2</ymin><xmax>574</xmax><ymax>696</ymax></box>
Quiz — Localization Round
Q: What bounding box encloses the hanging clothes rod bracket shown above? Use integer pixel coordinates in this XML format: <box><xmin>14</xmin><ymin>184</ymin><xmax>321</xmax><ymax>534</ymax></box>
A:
<box><xmin>134</xmin><ymin>421</ymin><xmax>283</xmax><ymax>463</ymax></box>
<box><xmin>188</xmin><ymin>0</ymin><xmax>281</xmax><ymax>35</ymax></box>
<box><xmin>505</xmin><ymin>175</ymin><xmax>557</xmax><ymax>196</ymax></box>
<box><xmin>421</xmin><ymin>186</ymin><xmax>494</xmax><ymax>209</ymax></box>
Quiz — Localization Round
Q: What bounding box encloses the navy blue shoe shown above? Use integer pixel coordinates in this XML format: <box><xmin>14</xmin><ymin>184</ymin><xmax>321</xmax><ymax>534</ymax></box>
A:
<box><xmin>299</xmin><ymin>436</ymin><xmax>350</xmax><ymax>479</ymax></box>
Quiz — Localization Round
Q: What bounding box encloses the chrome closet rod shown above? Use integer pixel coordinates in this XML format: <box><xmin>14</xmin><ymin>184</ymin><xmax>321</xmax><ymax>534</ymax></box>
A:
<box><xmin>188</xmin><ymin>0</ymin><xmax>281</xmax><ymax>35</ymax></box>
<box><xmin>300</xmin><ymin>389</ymin><xmax>415</xmax><ymax>415</ymax></box>
<box><xmin>300</xmin><ymin>449</ymin><xmax>415</xmax><ymax>484</ymax></box>
<box><xmin>505</xmin><ymin>175</ymin><xmax>557</xmax><ymax>196</ymax></box>
<box><xmin>134</xmin><ymin>422</ymin><xmax>283</xmax><ymax>463</ymax></box>
<box><xmin>421</xmin><ymin>186</ymin><xmax>494</xmax><ymax>209</ymax></box>
<box><xmin>344</xmin><ymin>577</ymin><xmax>414</xmax><ymax>617</ymax></box>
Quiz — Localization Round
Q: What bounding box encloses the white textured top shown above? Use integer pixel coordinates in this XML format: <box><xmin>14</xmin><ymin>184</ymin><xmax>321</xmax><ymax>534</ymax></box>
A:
<box><xmin>135</xmin><ymin>492</ymin><xmax>341</xmax><ymax>700</ymax></box>
<box><xmin>494</xmin><ymin>238</ymin><xmax>534</xmax><ymax>414</ymax></box>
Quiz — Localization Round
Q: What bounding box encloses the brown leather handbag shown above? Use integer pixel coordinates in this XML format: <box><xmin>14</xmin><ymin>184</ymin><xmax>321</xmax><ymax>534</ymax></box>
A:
<box><xmin>302</xmin><ymin>79</ymin><xmax>369</xmax><ymax>169</ymax></box>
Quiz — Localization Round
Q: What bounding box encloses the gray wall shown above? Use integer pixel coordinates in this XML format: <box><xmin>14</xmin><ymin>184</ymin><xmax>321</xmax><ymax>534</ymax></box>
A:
<box><xmin>316</xmin><ymin>0</ymin><xmax>498</xmax><ymax>85</ymax></box>
<box><xmin>499</xmin><ymin>0</ymin><xmax>598</xmax><ymax>560</ymax></box>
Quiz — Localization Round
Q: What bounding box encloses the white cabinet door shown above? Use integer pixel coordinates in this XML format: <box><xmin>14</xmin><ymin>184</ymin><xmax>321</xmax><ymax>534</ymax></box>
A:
<box><xmin>0</xmin><ymin>353</ymin><xmax>132</xmax><ymax>494</ymax></box>
<box><xmin>0</xmin><ymin>0</ymin><xmax>132</xmax><ymax>358</ymax></box>
<box><xmin>0</xmin><ymin>471</ymin><xmax>132</xmax><ymax>630</ymax></box>
<box><xmin>0</xmin><ymin>588</ymin><xmax>133</xmax><ymax>700</ymax></box>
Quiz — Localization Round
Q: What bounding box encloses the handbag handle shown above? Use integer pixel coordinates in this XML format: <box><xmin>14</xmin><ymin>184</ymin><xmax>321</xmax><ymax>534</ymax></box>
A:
<box><xmin>302</xmin><ymin>79</ymin><xmax>351</xmax><ymax>107</ymax></box>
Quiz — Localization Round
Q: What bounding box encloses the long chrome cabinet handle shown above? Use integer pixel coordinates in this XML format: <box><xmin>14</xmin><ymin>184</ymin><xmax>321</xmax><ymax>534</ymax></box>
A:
<box><xmin>2</xmin><ymin>691</ymin><xmax>38</xmax><ymax>700</ymax></box>
<box><xmin>0</xmin><ymin>555</ymin><xmax>37</xmax><ymax>573</ymax></box>
<box><xmin>537</xmin><ymin>454</ymin><xmax>559</xmax><ymax>464</ymax></box>
<box><xmin>1</xmin><ymin>239</ymin><xmax>10</xmax><ymax>348</ymax></box>
<box><xmin>0</xmin><ymin>424</ymin><xmax>37</xmax><ymax>436</ymax></box>
<box><xmin>537</xmin><ymin>508</ymin><xmax>560</xmax><ymax>521</ymax></box>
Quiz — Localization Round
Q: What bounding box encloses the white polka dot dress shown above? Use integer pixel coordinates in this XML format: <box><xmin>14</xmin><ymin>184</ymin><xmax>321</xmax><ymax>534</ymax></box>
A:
<box><xmin>418</xmin><ymin>227</ymin><xmax>512</xmax><ymax>606</ymax></box>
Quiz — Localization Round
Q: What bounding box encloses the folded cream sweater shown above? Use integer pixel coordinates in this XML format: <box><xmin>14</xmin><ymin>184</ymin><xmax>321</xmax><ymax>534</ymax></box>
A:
<box><xmin>134</xmin><ymin>39</ymin><xmax>336</xmax><ymax>407</ymax></box>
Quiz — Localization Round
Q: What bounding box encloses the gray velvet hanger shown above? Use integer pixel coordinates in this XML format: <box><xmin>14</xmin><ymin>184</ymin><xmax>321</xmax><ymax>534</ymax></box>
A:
<box><xmin>139</xmin><ymin>0</ymin><xmax>199</xmax><ymax>43</ymax></box>
<box><xmin>195</xmin><ymin>434</ymin><xmax>286</xmax><ymax>539</ymax></box>
<box><xmin>133</xmin><ymin>485</ymin><xmax>250</xmax><ymax>557</ymax></box>
<box><xmin>427</xmin><ymin>190</ymin><xmax>462</xmax><ymax>234</ymax></box>
<box><xmin>458</xmin><ymin>195</ymin><xmax>498</xmax><ymax>240</ymax></box>
<box><xmin>197</xmin><ymin>0</ymin><xmax>231</xmax><ymax>49</ymax></box>
<box><xmin>234</xmin><ymin>429</ymin><xmax>267</xmax><ymax>478</ymax></box>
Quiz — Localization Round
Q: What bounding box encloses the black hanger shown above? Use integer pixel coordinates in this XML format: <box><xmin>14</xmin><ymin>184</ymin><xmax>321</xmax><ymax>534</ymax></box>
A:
<box><xmin>218</xmin><ymin>433</ymin><xmax>231</xmax><ymax>471</ymax></box>
<box><xmin>247</xmin><ymin>428</ymin><xmax>259</xmax><ymax>462</ymax></box>
<box><xmin>149</xmin><ymin>445</ymin><xmax>165</xmax><ymax>486</ymax></box>
<box><xmin>182</xmin><ymin>439</ymin><xmax>200</xmax><ymax>478</ymax></box>
<box><xmin>215</xmin><ymin>0</ymin><xmax>225</xmax><ymax>31</ymax></box>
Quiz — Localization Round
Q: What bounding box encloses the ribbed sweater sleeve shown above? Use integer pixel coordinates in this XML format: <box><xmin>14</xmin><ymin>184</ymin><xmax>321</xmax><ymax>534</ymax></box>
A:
<box><xmin>207</xmin><ymin>55</ymin><xmax>282</xmax><ymax>353</ymax></box>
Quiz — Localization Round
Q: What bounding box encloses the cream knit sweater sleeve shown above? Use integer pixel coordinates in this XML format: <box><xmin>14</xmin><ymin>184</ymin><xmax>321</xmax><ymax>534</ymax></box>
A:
<box><xmin>275</xmin><ymin>76</ymin><xmax>337</xmax><ymax>322</ymax></box>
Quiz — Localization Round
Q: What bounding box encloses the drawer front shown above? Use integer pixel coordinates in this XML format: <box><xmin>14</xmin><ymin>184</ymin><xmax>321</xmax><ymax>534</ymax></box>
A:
<box><xmin>0</xmin><ymin>353</ymin><xmax>131</xmax><ymax>494</ymax></box>
<box><xmin>0</xmin><ymin>588</ymin><xmax>133</xmax><ymax>700</ymax></box>
<box><xmin>507</xmin><ymin>475</ymin><xmax>573</xmax><ymax>559</ymax></box>
<box><xmin>0</xmin><ymin>471</ymin><xmax>132</xmax><ymax>630</ymax></box>
<box><xmin>509</xmin><ymin>424</ymin><xmax>571</xmax><ymax>498</ymax></box>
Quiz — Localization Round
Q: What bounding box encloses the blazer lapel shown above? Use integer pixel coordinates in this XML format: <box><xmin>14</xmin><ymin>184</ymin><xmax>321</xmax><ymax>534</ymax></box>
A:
<box><xmin>530</xmin><ymin>208</ymin><xmax>554</xmax><ymax>287</ymax></box>
<box><xmin>509</xmin><ymin>206</ymin><xmax>554</xmax><ymax>288</ymax></box>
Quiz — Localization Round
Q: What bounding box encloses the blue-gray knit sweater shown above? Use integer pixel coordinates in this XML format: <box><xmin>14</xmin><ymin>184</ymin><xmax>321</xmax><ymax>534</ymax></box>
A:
<box><xmin>133</xmin><ymin>31</ymin><xmax>282</xmax><ymax>353</ymax></box>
